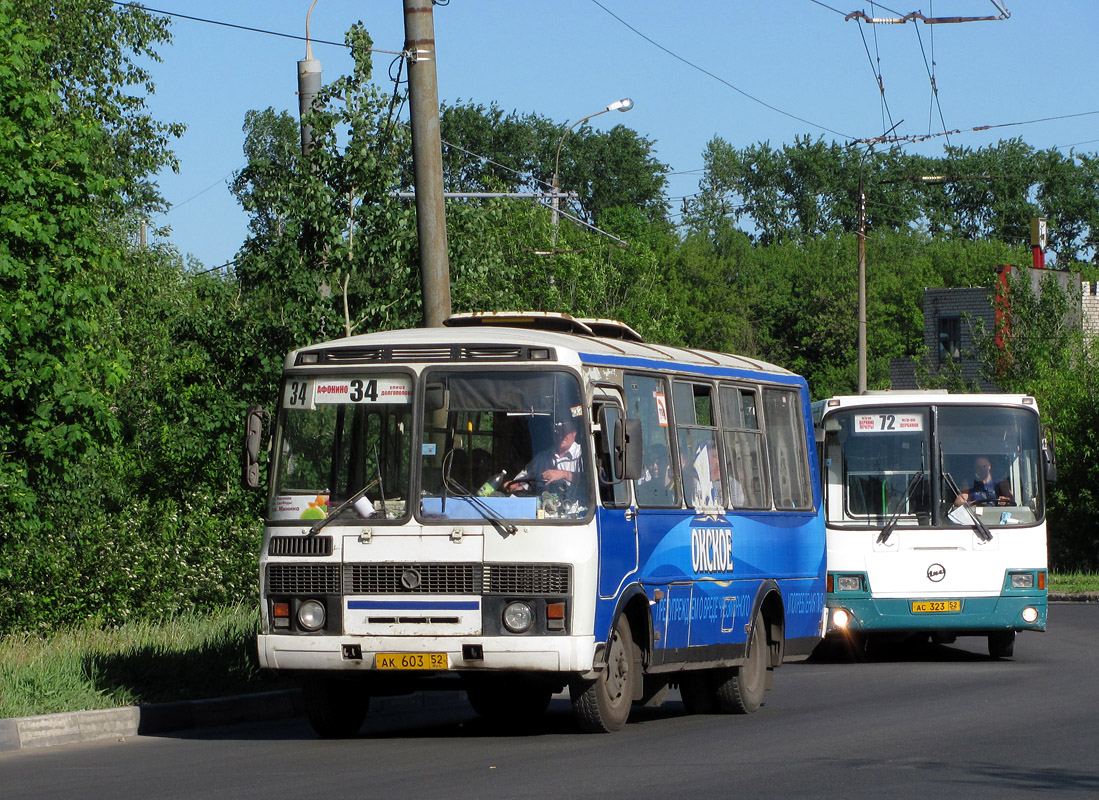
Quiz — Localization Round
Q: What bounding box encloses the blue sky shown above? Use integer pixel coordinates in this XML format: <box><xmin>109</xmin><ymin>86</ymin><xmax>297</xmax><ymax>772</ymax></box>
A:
<box><xmin>138</xmin><ymin>1</ymin><xmax>1099</xmax><ymax>269</ymax></box>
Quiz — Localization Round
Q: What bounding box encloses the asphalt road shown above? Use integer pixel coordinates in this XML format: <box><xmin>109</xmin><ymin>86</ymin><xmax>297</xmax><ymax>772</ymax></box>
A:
<box><xmin>3</xmin><ymin>603</ymin><xmax>1097</xmax><ymax>800</ymax></box>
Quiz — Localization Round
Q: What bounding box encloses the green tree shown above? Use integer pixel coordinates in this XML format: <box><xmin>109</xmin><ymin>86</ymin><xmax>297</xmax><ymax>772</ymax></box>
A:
<box><xmin>230</xmin><ymin>23</ymin><xmax>418</xmax><ymax>378</ymax></box>
<box><xmin>0</xmin><ymin>1</ymin><xmax>129</xmax><ymax>513</ymax></box>
<box><xmin>434</xmin><ymin>100</ymin><xmax>669</xmax><ymax>230</ymax></box>
<box><xmin>974</xmin><ymin>272</ymin><xmax>1099</xmax><ymax>569</ymax></box>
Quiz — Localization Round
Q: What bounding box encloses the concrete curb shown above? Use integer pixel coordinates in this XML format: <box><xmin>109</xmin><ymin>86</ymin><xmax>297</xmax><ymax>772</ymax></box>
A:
<box><xmin>1049</xmin><ymin>592</ymin><xmax>1099</xmax><ymax>602</ymax></box>
<box><xmin>0</xmin><ymin>688</ymin><xmax>468</xmax><ymax>754</ymax></box>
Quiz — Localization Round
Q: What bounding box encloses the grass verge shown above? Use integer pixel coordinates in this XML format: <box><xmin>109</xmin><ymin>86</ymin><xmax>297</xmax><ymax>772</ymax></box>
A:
<box><xmin>0</xmin><ymin>605</ymin><xmax>292</xmax><ymax>720</ymax></box>
<box><xmin>1049</xmin><ymin>571</ymin><xmax>1099</xmax><ymax>593</ymax></box>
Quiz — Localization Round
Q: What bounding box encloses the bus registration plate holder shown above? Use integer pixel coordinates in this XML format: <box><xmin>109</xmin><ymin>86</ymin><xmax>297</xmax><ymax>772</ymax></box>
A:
<box><xmin>375</xmin><ymin>653</ymin><xmax>448</xmax><ymax>670</ymax></box>
<box><xmin>911</xmin><ymin>600</ymin><xmax>961</xmax><ymax>613</ymax></box>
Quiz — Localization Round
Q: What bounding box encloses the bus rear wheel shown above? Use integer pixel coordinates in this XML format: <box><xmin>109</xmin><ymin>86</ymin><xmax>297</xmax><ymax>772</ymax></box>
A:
<box><xmin>988</xmin><ymin>630</ymin><xmax>1016</xmax><ymax>658</ymax></box>
<box><xmin>302</xmin><ymin>677</ymin><xmax>370</xmax><ymax>738</ymax></box>
<box><xmin>570</xmin><ymin>616</ymin><xmax>636</xmax><ymax>732</ymax></box>
<box><xmin>713</xmin><ymin>611</ymin><xmax>769</xmax><ymax>714</ymax></box>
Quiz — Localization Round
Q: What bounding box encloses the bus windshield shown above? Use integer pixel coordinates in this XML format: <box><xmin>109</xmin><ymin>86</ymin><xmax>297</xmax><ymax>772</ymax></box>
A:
<box><xmin>823</xmin><ymin>404</ymin><xmax>1043</xmax><ymax>528</ymax></box>
<box><xmin>419</xmin><ymin>369</ymin><xmax>591</xmax><ymax>522</ymax></box>
<box><xmin>270</xmin><ymin>374</ymin><xmax>413</xmax><ymax>523</ymax></box>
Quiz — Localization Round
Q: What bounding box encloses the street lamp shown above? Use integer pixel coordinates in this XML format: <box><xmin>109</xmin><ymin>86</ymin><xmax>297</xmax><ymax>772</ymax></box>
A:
<box><xmin>551</xmin><ymin>98</ymin><xmax>633</xmax><ymax>239</ymax></box>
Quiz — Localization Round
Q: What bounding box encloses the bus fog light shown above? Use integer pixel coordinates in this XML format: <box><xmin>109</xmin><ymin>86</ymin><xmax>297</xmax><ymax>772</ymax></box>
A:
<box><xmin>503</xmin><ymin>601</ymin><xmax>534</xmax><ymax>633</ymax></box>
<box><xmin>297</xmin><ymin>600</ymin><xmax>326</xmax><ymax>631</ymax></box>
<box><xmin>836</xmin><ymin>575</ymin><xmax>861</xmax><ymax>592</ymax></box>
<box><xmin>1022</xmin><ymin>606</ymin><xmax>1038</xmax><ymax>624</ymax></box>
<box><xmin>832</xmin><ymin>608</ymin><xmax>850</xmax><ymax>629</ymax></box>
<box><xmin>1010</xmin><ymin>573</ymin><xmax>1035</xmax><ymax>589</ymax></box>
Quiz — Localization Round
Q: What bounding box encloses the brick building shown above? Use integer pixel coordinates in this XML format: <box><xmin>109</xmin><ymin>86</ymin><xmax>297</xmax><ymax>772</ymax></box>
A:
<box><xmin>890</xmin><ymin>265</ymin><xmax>1087</xmax><ymax>392</ymax></box>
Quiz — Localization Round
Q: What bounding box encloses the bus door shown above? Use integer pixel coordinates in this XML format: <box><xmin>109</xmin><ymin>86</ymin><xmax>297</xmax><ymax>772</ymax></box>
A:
<box><xmin>594</xmin><ymin>395</ymin><xmax>639</xmax><ymax>600</ymax></box>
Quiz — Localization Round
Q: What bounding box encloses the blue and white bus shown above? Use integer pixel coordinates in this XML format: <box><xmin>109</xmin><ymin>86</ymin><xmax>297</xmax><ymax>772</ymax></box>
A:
<box><xmin>814</xmin><ymin>392</ymin><xmax>1056</xmax><ymax>658</ymax></box>
<box><xmin>244</xmin><ymin>312</ymin><xmax>826</xmax><ymax>735</ymax></box>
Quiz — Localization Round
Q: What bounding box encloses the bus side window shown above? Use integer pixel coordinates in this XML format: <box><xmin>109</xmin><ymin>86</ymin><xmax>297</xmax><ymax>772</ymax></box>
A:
<box><xmin>762</xmin><ymin>388</ymin><xmax>813</xmax><ymax>510</ymax></box>
<box><xmin>720</xmin><ymin>384</ymin><xmax>770</xmax><ymax>509</ymax></box>
<box><xmin>625</xmin><ymin>374</ymin><xmax>679</xmax><ymax>508</ymax></box>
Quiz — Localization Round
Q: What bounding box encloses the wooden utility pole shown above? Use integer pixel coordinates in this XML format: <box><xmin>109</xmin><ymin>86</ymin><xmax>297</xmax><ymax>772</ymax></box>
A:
<box><xmin>403</xmin><ymin>0</ymin><xmax>452</xmax><ymax>327</ymax></box>
<box><xmin>857</xmin><ymin>173</ymin><xmax>867</xmax><ymax>394</ymax></box>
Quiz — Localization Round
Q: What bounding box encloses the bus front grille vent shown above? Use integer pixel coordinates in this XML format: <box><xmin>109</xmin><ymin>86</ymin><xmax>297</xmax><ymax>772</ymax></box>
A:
<box><xmin>266</xmin><ymin>563</ymin><xmax>341</xmax><ymax>595</ymax></box>
<box><xmin>344</xmin><ymin>563</ymin><xmax>481</xmax><ymax>595</ymax></box>
<box><xmin>484</xmin><ymin>564</ymin><xmax>571</xmax><ymax>595</ymax></box>
<box><xmin>268</xmin><ymin>535</ymin><xmax>333</xmax><ymax>557</ymax></box>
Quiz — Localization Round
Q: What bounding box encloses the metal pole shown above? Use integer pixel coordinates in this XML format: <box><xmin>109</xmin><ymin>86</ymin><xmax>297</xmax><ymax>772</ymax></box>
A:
<box><xmin>403</xmin><ymin>0</ymin><xmax>451</xmax><ymax>327</ymax></box>
<box><xmin>297</xmin><ymin>1</ymin><xmax>322</xmax><ymax>155</ymax></box>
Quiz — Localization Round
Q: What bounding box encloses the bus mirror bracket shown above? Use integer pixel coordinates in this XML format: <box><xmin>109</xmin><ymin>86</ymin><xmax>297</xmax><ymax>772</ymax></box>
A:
<box><xmin>242</xmin><ymin>405</ymin><xmax>266</xmax><ymax>490</ymax></box>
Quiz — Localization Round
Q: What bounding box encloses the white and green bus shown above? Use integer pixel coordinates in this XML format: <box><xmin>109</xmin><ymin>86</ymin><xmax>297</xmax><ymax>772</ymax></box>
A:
<box><xmin>814</xmin><ymin>392</ymin><xmax>1056</xmax><ymax>658</ymax></box>
<box><xmin>244</xmin><ymin>312</ymin><xmax>826</xmax><ymax>735</ymax></box>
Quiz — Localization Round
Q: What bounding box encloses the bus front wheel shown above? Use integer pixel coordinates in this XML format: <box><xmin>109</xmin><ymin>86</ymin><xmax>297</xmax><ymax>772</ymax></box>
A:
<box><xmin>570</xmin><ymin>616</ymin><xmax>636</xmax><ymax>732</ymax></box>
<box><xmin>302</xmin><ymin>676</ymin><xmax>370</xmax><ymax>738</ymax></box>
<box><xmin>988</xmin><ymin>630</ymin><xmax>1016</xmax><ymax>658</ymax></box>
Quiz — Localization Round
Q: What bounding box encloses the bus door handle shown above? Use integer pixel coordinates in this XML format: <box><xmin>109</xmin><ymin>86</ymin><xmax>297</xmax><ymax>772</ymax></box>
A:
<box><xmin>624</xmin><ymin>506</ymin><xmax>638</xmax><ymax>521</ymax></box>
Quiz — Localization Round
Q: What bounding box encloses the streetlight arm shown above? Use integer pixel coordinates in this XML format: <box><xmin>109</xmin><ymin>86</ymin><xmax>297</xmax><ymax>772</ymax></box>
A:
<box><xmin>552</xmin><ymin>98</ymin><xmax>633</xmax><ymax>189</ymax></box>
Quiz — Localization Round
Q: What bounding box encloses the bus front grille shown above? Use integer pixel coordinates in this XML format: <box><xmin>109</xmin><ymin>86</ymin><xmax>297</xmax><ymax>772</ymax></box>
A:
<box><xmin>266</xmin><ymin>562</ymin><xmax>572</xmax><ymax>597</ymax></box>
<box><xmin>266</xmin><ymin>563</ymin><xmax>341</xmax><ymax>595</ymax></box>
<box><xmin>345</xmin><ymin>563</ymin><xmax>480</xmax><ymax>594</ymax></box>
<box><xmin>484</xmin><ymin>564</ymin><xmax>571</xmax><ymax>595</ymax></box>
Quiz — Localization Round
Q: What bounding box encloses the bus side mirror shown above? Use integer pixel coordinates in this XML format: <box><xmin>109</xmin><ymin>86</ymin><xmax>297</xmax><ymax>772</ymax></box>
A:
<box><xmin>242</xmin><ymin>405</ymin><xmax>266</xmax><ymax>490</ymax></box>
<box><xmin>620</xmin><ymin>418</ymin><xmax>644</xmax><ymax>481</ymax></box>
<box><xmin>1042</xmin><ymin>424</ymin><xmax>1057</xmax><ymax>484</ymax></box>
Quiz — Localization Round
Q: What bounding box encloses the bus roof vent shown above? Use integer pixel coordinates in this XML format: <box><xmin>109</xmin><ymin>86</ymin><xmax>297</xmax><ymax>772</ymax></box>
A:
<box><xmin>575</xmin><ymin>317</ymin><xmax>644</xmax><ymax>342</ymax></box>
<box><xmin>444</xmin><ymin>311</ymin><xmax>643</xmax><ymax>342</ymax></box>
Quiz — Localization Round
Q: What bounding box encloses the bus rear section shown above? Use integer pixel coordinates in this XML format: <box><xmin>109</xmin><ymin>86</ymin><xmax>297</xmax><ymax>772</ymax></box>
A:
<box><xmin>816</xmin><ymin>394</ymin><xmax>1055</xmax><ymax>658</ymax></box>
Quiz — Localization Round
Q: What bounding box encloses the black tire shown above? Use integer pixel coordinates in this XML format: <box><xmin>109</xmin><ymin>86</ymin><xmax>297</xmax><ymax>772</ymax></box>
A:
<box><xmin>466</xmin><ymin>677</ymin><xmax>552</xmax><ymax>724</ymax></box>
<box><xmin>571</xmin><ymin>616</ymin><xmax>636</xmax><ymax>732</ymax></box>
<box><xmin>678</xmin><ymin>672</ymin><xmax>715</xmax><ymax>714</ymax></box>
<box><xmin>988</xmin><ymin>630</ymin><xmax>1016</xmax><ymax>658</ymax></box>
<box><xmin>302</xmin><ymin>677</ymin><xmax>370</xmax><ymax>739</ymax></box>
<box><xmin>713</xmin><ymin>611</ymin><xmax>768</xmax><ymax>714</ymax></box>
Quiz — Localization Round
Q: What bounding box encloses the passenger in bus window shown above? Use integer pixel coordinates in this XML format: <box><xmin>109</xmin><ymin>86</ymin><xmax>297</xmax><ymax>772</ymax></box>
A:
<box><xmin>504</xmin><ymin>418</ymin><xmax>583</xmax><ymax>497</ymax></box>
<box><xmin>954</xmin><ymin>456</ymin><xmax>1014</xmax><ymax>507</ymax></box>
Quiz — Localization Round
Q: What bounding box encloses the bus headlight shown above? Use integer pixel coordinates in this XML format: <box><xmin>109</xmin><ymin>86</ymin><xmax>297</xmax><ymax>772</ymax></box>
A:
<box><xmin>297</xmin><ymin>599</ymin><xmax>327</xmax><ymax>631</ymax></box>
<box><xmin>503</xmin><ymin>601</ymin><xmax>534</xmax><ymax>633</ymax></box>
<box><xmin>1010</xmin><ymin>572</ymin><xmax>1035</xmax><ymax>589</ymax></box>
<box><xmin>1022</xmin><ymin>606</ymin><xmax>1039</xmax><ymax>624</ymax></box>
<box><xmin>832</xmin><ymin>608</ymin><xmax>851</xmax><ymax>629</ymax></box>
<box><xmin>836</xmin><ymin>575</ymin><xmax>862</xmax><ymax>592</ymax></box>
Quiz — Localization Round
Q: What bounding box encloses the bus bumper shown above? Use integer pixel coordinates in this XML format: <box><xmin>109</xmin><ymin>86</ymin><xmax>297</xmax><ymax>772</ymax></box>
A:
<box><xmin>258</xmin><ymin>633</ymin><xmax>598</xmax><ymax>673</ymax></box>
<box><xmin>825</xmin><ymin>593</ymin><xmax>1047</xmax><ymax>635</ymax></box>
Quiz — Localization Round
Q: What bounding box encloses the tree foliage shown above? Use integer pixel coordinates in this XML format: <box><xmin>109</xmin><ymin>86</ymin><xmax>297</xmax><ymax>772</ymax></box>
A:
<box><xmin>974</xmin><ymin>273</ymin><xmax>1099</xmax><ymax>569</ymax></box>
<box><xmin>5</xmin><ymin>9</ymin><xmax>1099</xmax><ymax>632</ymax></box>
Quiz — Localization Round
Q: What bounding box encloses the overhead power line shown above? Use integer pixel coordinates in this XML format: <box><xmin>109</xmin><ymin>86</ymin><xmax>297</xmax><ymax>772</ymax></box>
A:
<box><xmin>108</xmin><ymin>1</ymin><xmax>402</xmax><ymax>54</ymax></box>
<box><xmin>589</xmin><ymin>0</ymin><xmax>854</xmax><ymax>140</ymax></box>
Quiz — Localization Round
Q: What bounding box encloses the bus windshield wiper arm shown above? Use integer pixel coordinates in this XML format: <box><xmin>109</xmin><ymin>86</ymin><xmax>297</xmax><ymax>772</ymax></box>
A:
<box><xmin>442</xmin><ymin>476</ymin><xmax>518</xmax><ymax>537</ymax></box>
<box><xmin>877</xmin><ymin>471</ymin><xmax>924</xmax><ymax>544</ymax></box>
<box><xmin>308</xmin><ymin>477</ymin><xmax>380</xmax><ymax>537</ymax></box>
<box><xmin>940</xmin><ymin>448</ymin><xmax>993</xmax><ymax>543</ymax></box>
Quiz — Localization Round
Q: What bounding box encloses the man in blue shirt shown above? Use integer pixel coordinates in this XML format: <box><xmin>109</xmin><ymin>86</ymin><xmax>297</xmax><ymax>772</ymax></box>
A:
<box><xmin>954</xmin><ymin>455</ymin><xmax>1013</xmax><ymax>507</ymax></box>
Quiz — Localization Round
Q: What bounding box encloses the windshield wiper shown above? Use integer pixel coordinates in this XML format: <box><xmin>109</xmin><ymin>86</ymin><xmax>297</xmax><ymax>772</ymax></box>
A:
<box><xmin>940</xmin><ymin>447</ymin><xmax>993</xmax><ymax>543</ymax></box>
<box><xmin>441</xmin><ymin>474</ymin><xmax>518</xmax><ymax>537</ymax></box>
<box><xmin>308</xmin><ymin>478</ymin><xmax>380</xmax><ymax>537</ymax></box>
<box><xmin>877</xmin><ymin>471</ymin><xmax>925</xmax><ymax>544</ymax></box>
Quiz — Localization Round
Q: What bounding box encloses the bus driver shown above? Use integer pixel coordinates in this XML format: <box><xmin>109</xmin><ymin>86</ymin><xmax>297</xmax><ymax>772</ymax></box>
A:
<box><xmin>504</xmin><ymin>418</ymin><xmax>583</xmax><ymax>496</ymax></box>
